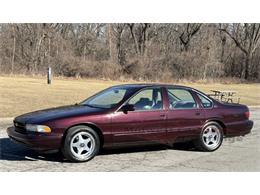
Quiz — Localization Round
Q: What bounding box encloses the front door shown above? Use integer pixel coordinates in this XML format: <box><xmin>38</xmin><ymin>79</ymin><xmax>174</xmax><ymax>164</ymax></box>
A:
<box><xmin>111</xmin><ymin>87</ymin><xmax>167</xmax><ymax>145</ymax></box>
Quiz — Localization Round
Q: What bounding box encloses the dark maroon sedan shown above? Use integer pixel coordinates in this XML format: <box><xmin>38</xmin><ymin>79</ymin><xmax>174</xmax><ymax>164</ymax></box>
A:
<box><xmin>7</xmin><ymin>84</ymin><xmax>253</xmax><ymax>162</ymax></box>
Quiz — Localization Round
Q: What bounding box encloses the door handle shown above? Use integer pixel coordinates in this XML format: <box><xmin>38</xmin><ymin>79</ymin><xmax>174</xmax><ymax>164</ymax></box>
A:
<box><xmin>160</xmin><ymin>114</ymin><xmax>166</xmax><ymax>118</ymax></box>
<box><xmin>195</xmin><ymin>112</ymin><xmax>201</xmax><ymax>116</ymax></box>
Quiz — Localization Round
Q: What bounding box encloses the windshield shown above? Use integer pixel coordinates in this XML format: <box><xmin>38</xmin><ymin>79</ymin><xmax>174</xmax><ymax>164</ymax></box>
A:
<box><xmin>80</xmin><ymin>87</ymin><xmax>133</xmax><ymax>109</ymax></box>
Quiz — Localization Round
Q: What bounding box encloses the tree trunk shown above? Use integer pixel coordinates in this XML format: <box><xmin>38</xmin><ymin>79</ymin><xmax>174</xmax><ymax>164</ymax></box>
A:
<box><xmin>108</xmin><ymin>24</ymin><xmax>112</xmax><ymax>60</ymax></box>
<box><xmin>108</xmin><ymin>24</ymin><xmax>116</xmax><ymax>62</ymax></box>
<box><xmin>48</xmin><ymin>37</ymin><xmax>51</xmax><ymax>65</ymax></box>
<box><xmin>128</xmin><ymin>24</ymin><xmax>140</xmax><ymax>55</ymax></box>
<box><xmin>34</xmin><ymin>35</ymin><xmax>43</xmax><ymax>72</ymax></box>
<box><xmin>11</xmin><ymin>35</ymin><xmax>16</xmax><ymax>74</ymax></box>
<box><xmin>220</xmin><ymin>37</ymin><xmax>226</xmax><ymax>63</ymax></box>
<box><xmin>244</xmin><ymin>55</ymin><xmax>250</xmax><ymax>80</ymax></box>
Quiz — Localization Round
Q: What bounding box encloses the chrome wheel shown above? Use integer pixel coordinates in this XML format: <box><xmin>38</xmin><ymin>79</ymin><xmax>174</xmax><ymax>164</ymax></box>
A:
<box><xmin>202</xmin><ymin>125</ymin><xmax>221</xmax><ymax>150</ymax></box>
<box><xmin>70</xmin><ymin>131</ymin><xmax>95</xmax><ymax>160</ymax></box>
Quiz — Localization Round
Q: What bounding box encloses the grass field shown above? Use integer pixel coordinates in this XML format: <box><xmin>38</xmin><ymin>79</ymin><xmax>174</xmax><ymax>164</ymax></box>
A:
<box><xmin>0</xmin><ymin>75</ymin><xmax>259</xmax><ymax>117</ymax></box>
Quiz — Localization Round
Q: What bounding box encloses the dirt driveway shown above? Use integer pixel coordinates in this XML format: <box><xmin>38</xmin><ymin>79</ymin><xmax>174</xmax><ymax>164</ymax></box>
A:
<box><xmin>0</xmin><ymin>108</ymin><xmax>259</xmax><ymax>171</ymax></box>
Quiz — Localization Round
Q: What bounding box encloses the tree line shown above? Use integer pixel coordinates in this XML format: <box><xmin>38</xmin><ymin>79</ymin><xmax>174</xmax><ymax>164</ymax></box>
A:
<box><xmin>0</xmin><ymin>23</ymin><xmax>259</xmax><ymax>81</ymax></box>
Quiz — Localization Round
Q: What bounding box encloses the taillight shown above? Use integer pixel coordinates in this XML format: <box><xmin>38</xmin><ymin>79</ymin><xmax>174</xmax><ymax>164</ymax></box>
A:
<box><xmin>245</xmin><ymin>111</ymin><xmax>250</xmax><ymax>119</ymax></box>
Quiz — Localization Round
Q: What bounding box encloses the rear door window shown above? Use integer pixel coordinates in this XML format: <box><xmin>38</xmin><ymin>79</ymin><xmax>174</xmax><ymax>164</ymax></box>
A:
<box><xmin>167</xmin><ymin>88</ymin><xmax>197</xmax><ymax>109</ymax></box>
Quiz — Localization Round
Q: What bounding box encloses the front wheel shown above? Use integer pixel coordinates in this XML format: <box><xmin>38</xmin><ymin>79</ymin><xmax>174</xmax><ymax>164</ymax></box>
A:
<box><xmin>62</xmin><ymin>125</ymin><xmax>100</xmax><ymax>162</ymax></box>
<box><xmin>194</xmin><ymin>122</ymin><xmax>223</xmax><ymax>152</ymax></box>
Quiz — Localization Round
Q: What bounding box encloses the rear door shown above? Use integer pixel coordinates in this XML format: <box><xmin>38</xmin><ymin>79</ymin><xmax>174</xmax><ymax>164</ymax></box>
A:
<box><xmin>165</xmin><ymin>88</ymin><xmax>205</xmax><ymax>142</ymax></box>
<box><xmin>111</xmin><ymin>87</ymin><xmax>167</xmax><ymax>144</ymax></box>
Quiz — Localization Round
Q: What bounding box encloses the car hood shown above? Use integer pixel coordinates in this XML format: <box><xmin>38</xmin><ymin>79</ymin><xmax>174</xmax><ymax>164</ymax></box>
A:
<box><xmin>14</xmin><ymin>104</ymin><xmax>107</xmax><ymax>124</ymax></box>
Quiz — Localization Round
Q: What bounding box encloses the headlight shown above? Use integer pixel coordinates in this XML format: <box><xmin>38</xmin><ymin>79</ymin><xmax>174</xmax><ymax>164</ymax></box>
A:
<box><xmin>25</xmin><ymin>124</ymin><xmax>51</xmax><ymax>133</ymax></box>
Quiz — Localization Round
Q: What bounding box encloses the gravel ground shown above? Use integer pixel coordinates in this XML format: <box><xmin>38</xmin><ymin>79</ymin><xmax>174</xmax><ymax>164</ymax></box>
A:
<box><xmin>0</xmin><ymin>109</ymin><xmax>259</xmax><ymax>172</ymax></box>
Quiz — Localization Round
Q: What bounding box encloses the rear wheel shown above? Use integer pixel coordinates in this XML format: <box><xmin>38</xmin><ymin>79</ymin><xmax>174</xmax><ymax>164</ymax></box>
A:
<box><xmin>194</xmin><ymin>122</ymin><xmax>223</xmax><ymax>151</ymax></box>
<box><xmin>62</xmin><ymin>125</ymin><xmax>100</xmax><ymax>162</ymax></box>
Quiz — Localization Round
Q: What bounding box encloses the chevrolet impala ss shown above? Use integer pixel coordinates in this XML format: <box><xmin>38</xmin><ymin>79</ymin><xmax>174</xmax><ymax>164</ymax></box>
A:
<box><xmin>7</xmin><ymin>84</ymin><xmax>253</xmax><ymax>162</ymax></box>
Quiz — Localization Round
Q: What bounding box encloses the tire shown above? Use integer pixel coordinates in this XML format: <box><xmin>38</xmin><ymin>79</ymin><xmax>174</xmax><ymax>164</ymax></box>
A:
<box><xmin>62</xmin><ymin>125</ymin><xmax>100</xmax><ymax>162</ymax></box>
<box><xmin>194</xmin><ymin>122</ymin><xmax>223</xmax><ymax>152</ymax></box>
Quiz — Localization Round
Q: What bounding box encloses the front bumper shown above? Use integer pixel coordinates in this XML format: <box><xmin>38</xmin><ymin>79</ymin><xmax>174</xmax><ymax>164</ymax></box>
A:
<box><xmin>7</xmin><ymin>126</ymin><xmax>63</xmax><ymax>151</ymax></box>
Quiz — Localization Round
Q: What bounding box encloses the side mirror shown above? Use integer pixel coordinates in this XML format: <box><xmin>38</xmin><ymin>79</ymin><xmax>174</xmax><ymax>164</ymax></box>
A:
<box><xmin>120</xmin><ymin>104</ymin><xmax>135</xmax><ymax>113</ymax></box>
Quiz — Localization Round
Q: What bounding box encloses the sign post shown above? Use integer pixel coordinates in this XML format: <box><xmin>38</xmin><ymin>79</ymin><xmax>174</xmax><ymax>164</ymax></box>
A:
<box><xmin>47</xmin><ymin>66</ymin><xmax>52</xmax><ymax>84</ymax></box>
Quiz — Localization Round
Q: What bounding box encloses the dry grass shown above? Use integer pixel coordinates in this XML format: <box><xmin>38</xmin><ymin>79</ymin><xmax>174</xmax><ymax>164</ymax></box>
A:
<box><xmin>0</xmin><ymin>75</ymin><xmax>259</xmax><ymax>117</ymax></box>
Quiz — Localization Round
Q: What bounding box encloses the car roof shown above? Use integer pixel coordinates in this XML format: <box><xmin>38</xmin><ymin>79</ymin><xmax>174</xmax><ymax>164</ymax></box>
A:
<box><xmin>112</xmin><ymin>83</ymin><xmax>194</xmax><ymax>90</ymax></box>
<box><xmin>111</xmin><ymin>83</ymin><xmax>214</xmax><ymax>102</ymax></box>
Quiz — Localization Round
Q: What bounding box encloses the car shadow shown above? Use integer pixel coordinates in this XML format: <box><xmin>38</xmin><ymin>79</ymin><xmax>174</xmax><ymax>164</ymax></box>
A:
<box><xmin>0</xmin><ymin>138</ymin><xmax>65</xmax><ymax>162</ymax></box>
<box><xmin>100</xmin><ymin>141</ymin><xmax>198</xmax><ymax>155</ymax></box>
<box><xmin>0</xmin><ymin>137</ymin><xmax>198</xmax><ymax>163</ymax></box>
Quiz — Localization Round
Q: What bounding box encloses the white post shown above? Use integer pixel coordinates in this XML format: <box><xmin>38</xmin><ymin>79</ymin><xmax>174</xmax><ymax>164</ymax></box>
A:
<box><xmin>47</xmin><ymin>66</ymin><xmax>52</xmax><ymax>84</ymax></box>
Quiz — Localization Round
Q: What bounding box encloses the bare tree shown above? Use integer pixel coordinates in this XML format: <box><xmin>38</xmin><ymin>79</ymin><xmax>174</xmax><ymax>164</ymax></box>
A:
<box><xmin>11</xmin><ymin>24</ymin><xmax>16</xmax><ymax>73</ymax></box>
<box><xmin>112</xmin><ymin>24</ymin><xmax>126</xmax><ymax>65</ymax></box>
<box><xmin>220</xmin><ymin>23</ymin><xmax>260</xmax><ymax>79</ymax></box>
<box><xmin>177</xmin><ymin>23</ymin><xmax>202</xmax><ymax>51</ymax></box>
<box><xmin>0</xmin><ymin>23</ymin><xmax>259</xmax><ymax>81</ymax></box>
<box><xmin>128</xmin><ymin>23</ymin><xmax>150</xmax><ymax>56</ymax></box>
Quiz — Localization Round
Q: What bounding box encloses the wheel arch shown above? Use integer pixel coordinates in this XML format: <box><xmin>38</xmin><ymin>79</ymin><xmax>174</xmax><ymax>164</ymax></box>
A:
<box><xmin>205</xmin><ymin>119</ymin><xmax>227</xmax><ymax>135</ymax></box>
<box><xmin>62</xmin><ymin>123</ymin><xmax>104</xmax><ymax>148</ymax></box>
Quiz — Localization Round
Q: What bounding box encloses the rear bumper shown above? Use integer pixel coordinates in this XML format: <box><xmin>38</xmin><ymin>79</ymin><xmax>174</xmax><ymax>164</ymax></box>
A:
<box><xmin>7</xmin><ymin>126</ymin><xmax>63</xmax><ymax>151</ymax></box>
<box><xmin>225</xmin><ymin>120</ymin><xmax>254</xmax><ymax>137</ymax></box>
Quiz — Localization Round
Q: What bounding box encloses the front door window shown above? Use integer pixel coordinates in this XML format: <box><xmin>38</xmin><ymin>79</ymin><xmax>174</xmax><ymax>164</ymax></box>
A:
<box><xmin>127</xmin><ymin>88</ymin><xmax>163</xmax><ymax>111</ymax></box>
